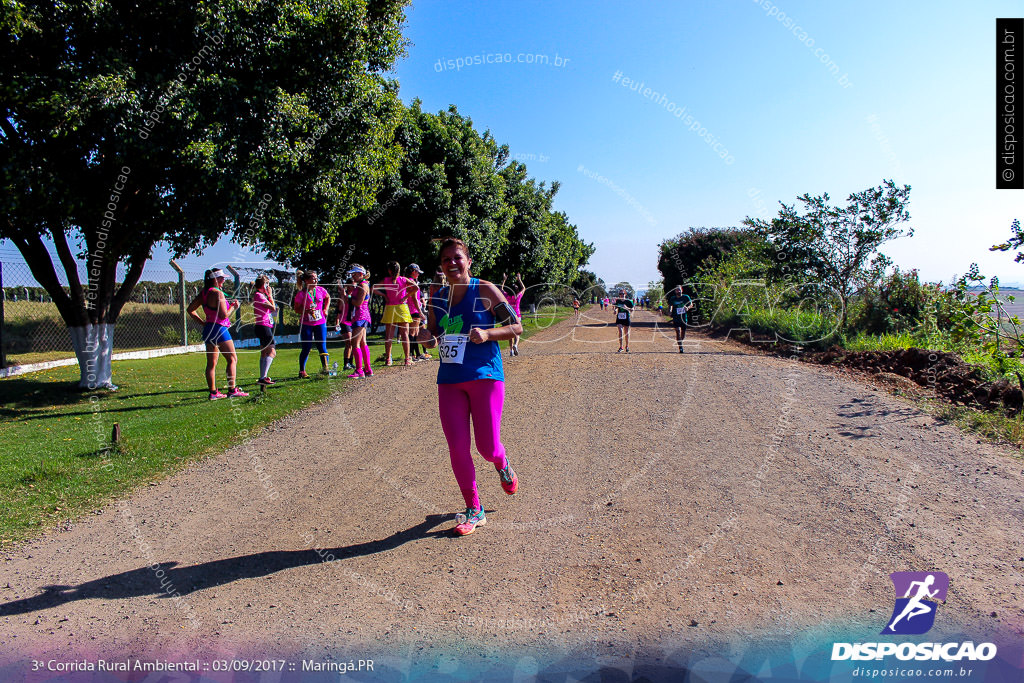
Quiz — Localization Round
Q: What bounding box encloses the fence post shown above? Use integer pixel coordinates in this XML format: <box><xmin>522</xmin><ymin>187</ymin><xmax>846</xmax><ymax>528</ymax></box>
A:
<box><xmin>226</xmin><ymin>265</ymin><xmax>242</xmax><ymax>326</ymax></box>
<box><xmin>0</xmin><ymin>261</ymin><xmax>6</xmax><ymax>369</ymax></box>
<box><xmin>169</xmin><ymin>259</ymin><xmax>187</xmax><ymax>346</ymax></box>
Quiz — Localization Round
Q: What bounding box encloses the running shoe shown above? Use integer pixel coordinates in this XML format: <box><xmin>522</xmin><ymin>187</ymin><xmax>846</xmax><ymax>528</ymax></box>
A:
<box><xmin>344</xmin><ymin>362</ymin><xmax>355</xmax><ymax>371</ymax></box>
<box><xmin>257</xmin><ymin>377</ymin><xmax>275</xmax><ymax>385</ymax></box>
<box><xmin>625</xmin><ymin>348</ymin><xmax>630</xmax><ymax>353</ymax></box>
<box><xmin>365</xmin><ymin>367</ymin><xmax>374</xmax><ymax>377</ymax></box>
<box><xmin>497</xmin><ymin>462</ymin><xmax>518</xmax><ymax>495</ymax></box>
<box><xmin>298</xmin><ymin>370</ymin><xmax>309</xmax><ymax>378</ymax></box>
<box><xmin>453</xmin><ymin>507</ymin><xmax>486</xmax><ymax>536</ymax></box>
<box><xmin>208</xmin><ymin>390</ymin><xmax>227</xmax><ymax>401</ymax></box>
<box><xmin>419</xmin><ymin>353</ymin><xmax>432</xmax><ymax>361</ymax></box>
<box><xmin>227</xmin><ymin>387</ymin><xmax>249</xmax><ymax>398</ymax></box>
<box><xmin>617</xmin><ymin>347</ymin><xmax>623</xmax><ymax>353</ymax></box>
<box><xmin>347</xmin><ymin>371</ymin><xmax>364</xmax><ymax>379</ymax></box>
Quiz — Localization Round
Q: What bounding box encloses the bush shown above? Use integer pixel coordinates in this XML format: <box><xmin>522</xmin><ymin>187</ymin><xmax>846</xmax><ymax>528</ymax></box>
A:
<box><xmin>852</xmin><ymin>268</ymin><xmax>936</xmax><ymax>335</ymax></box>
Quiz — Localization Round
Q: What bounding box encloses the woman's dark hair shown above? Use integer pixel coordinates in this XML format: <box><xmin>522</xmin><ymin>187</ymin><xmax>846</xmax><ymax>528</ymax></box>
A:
<box><xmin>438</xmin><ymin>237</ymin><xmax>469</xmax><ymax>260</ymax></box>
<box><xmin>386</xmin><ymin>261</ymin><xmax>400</xmax><ymax>277</ymax></box>
<box><xmin>204</xmin><ymin>270</ymin><xmax>216</xmax><ymax>289</ymax></box>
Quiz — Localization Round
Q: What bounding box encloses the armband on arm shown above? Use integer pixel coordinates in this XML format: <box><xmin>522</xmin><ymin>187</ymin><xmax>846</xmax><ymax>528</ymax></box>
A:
<box><xmin>493</xmin><ymin>301</ymin><xmax>520</xmax><ymax>325</ymax></box>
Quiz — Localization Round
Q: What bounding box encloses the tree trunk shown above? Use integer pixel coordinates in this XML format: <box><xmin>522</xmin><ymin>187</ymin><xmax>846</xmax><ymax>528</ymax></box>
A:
<box><xmin>69</xmin><ymin>324</ymin><xmax>118</xmax><ymax>390</ymax></box>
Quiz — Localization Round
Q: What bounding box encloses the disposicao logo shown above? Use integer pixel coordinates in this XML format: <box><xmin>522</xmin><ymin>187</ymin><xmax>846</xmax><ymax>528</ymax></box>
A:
<box><xmin>831</xmin><ymin>571</ymin><xmax>997</xmax><ymax>663</ymax></box>
<box><xmin>881</xmin><ymin>571</ymin><xmax>948</xmax><ymax>635</ymax></box>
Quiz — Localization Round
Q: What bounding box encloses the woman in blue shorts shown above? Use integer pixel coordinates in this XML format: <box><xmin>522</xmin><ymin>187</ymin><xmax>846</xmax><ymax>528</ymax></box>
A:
<box><xmin>187</xmin><ymin>268</ymin><xmax>248</xmax><ymax>399</ymax></box>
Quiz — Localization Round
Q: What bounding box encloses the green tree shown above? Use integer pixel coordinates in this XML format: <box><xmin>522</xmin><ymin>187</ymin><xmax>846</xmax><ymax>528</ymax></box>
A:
<box><xmin>293</xmin><ymin>102</ymin><xmax>594</xmax><ymax>293</ymax></box>
<box><xmin>1</xmin><ymin>0</ymin><xmax>408</xmax><ymax>386</ymax></box>
<box><xmin>743</xmin><ymin>180</ymin><xmax>912</xmax><ymax>329</ymax></box>
<box><xmin>657</xmin><ymin>227</ymin><xmax>758</xmax><ymax>290</ymax></box>
<box><xmin>571</xmin><ymin>270</ymin><xmax>607</xmax><ymax>303</ymax></box>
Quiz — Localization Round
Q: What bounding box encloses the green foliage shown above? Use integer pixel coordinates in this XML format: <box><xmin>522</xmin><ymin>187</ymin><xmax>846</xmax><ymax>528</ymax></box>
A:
<box><xmin>688</xmin><ymin>237</ymin><xmax>842</xmax><ymax>346</ymax></box>
<box><xmin>289</xmin><ymin>101</ymin><xmax>593</xmax><ymax>289</ymax></box>
<box><xmin>990</xmin><ymin>218</ymin><xmax>1024</xmax><ymax>262</ymax></box>
<box><xmin>853</xmin><ymin>267</ymin><xmax>940</xmax><ymax>335</ymax></box>
<box><xmin>571</xmin><ymin>270</ymin><xmax>607</xmax><ymax>302</ymax></box>
<box><xmin>743</xmin><ymin>180</ymin><xmax>912</xmax><ymax>328</ymax></box>
<box><xmin>1</xmin><ymin>0</ymin><xmax>410</xmax><ymax>328</ymax></box>
<box><xmin>657</xmin><ymin>227</ymin><xmax>758</xmax><ymax>289</ymax></box>
<box><xmin>645</xmin><ymin>279</ymin><xmax>664</xmax><ymax>306</ymax></box>
<box><xmin>945</xmin><ymin>264</ymin><xmax>1024</xmax><ymax>360</ymax></box>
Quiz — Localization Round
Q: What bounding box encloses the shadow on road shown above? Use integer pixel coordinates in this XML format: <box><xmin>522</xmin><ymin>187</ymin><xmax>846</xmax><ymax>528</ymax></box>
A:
<box><xmin>0</xmin><ymin>514</ymin><xmax>452</xmax><ymax>617</ymax></box>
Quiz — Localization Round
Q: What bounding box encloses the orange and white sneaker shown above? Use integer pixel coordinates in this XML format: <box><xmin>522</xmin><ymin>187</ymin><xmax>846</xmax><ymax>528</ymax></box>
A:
<box><xmin>453</xmin><ymin>508</ymin><xmax>486</xmax><ymax>536</ymax></box>
<box><xmin>497</xmin><ymin>462</ymin><xmax>518</xmax><ymax>495</ymax></box>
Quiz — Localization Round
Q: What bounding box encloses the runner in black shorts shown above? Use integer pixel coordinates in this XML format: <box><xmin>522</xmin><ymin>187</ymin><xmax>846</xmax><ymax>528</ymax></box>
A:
<box><xmin>613</xmin><ymin>289</ymin><xmax>634</xmax><ymax>353</ymax></box>
<box><xmin>665</xmin><ymin>284</ymin><xmax>694</xmax><ymax>353</ymax></box>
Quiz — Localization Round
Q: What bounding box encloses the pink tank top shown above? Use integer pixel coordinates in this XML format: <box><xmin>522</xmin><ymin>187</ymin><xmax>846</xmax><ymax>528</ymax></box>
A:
<box><xmin>294</xmin><ymin>286</ymin><xmax>328</xmax><ymax>326</ymax></box>
<box><xmin>508</xmin><ymin>291</ymin><xmax>524</xmax><ymax>316</ymax></box>
<box><xmin>203</xmin><ymin>287</ymin><xmax>231</xmax><ymax>326</ymax></box>
<box><xmin>352</xmin><ymin>283</ymin><xmax>371</xmax><ymax>322</ymax></box>
<box><xmin>407</xmin><ymin>285</ymin><xmax>422</xmax><ymax>314</ymax></box>
<box><xmin>381</xmin><ymin>276</ymin><xmax>411</xmax><ymax>306</ymax></box>
<box><xmin>253</xmin><ymin>291</ymin><xmax>274</xmax><ymax>327</ymax></box>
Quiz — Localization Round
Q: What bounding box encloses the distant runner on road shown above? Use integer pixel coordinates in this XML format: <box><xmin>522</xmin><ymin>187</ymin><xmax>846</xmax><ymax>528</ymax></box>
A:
<box><xmin>665</xmin><ymin>285</ymin><xmax>694</xmax><ymax>354</ymax></box>
<box><xmin>500</xmin><ymin>273</ymin><xmax>526</xmax><ymax>357</ymax></box>
<box><xmin>614</xmin><ymin>289</ymin><xmax>634</xmax><ymax>353</ymax></box>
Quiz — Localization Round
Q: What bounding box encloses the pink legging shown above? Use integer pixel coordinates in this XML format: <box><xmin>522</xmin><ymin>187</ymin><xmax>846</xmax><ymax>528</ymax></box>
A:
<box><xmin>438</xmin><ymin>379</ymin><xmax>509</xmax><ymax>510</ymax></box>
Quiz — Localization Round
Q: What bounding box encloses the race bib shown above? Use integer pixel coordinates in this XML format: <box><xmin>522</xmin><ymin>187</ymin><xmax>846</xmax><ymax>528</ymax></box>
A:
<box><xmin>308</xmin><ymin>308</ymin><xmax>323</xmax><ymax>322</ymax></box>
<box><xmin>617</xmin><ymin>311</ymin><xmax>627</xmax><ymax>320</ymax></box>
<box><xmin>675</xmin><ymin>306</ymin><xmax>685</xmax><ymax>315</ymax></box>
<box><xmin>439</xmin><ymin>334</ymin><xmax>469</xmax><ymax>364</ymax></box>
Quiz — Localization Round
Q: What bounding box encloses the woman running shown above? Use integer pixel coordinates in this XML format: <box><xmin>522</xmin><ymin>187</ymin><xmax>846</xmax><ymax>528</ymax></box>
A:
<box><xmin>373</xmin><ymin>261</ymin><xmax>416</xmax><ymax>366</ymax></box>
<box><xmin>252</xmin><ymin>275</ymin><xmax>277</xmax><ymax>385</ymax></box>
<box><xmin>346</xmin><ymin>265</ymin><xmax>374</xmax><ymax>378</ymax></box>
<box><xmin>572</xmin><ymin>297</ymin><xmax>581</xmax><ymax>322</ymax></box>
<box><xmin>665</xmin><ymin>284</ymin><xmax>694</xmax><ymax>353</ymax></box>
<box><xmin>292</xmin><ymin>270</ymin><xmax>331</xmax><ymax>378</ymax></box>
<box><xmin>500</xmin><ymin>273</ymin><xmax>526</xmax><ymax>357</ymax></box>
<box><xmin>335</xmin><ymin>279</ymin><xmax>355</xmax><ymax>371</ymax></box>
<box><xmin>186</xmin><ymin>268</ymin><xmax>248</xmax><ymax>399</ymax></box>
<box><xmin>613</xmin><ymin>288</ymin><xmax>634</xmax><ymax>353</ymax></box>
<box><xmin>418</xmin><ymin>238</ymin><xmax>523</xmax><ymax>536</ymax></box>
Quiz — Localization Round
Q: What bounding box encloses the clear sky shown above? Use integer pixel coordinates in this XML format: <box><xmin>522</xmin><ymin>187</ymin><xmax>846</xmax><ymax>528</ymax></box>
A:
<box><xmin>5</xmin><ymin>1</ymin><xmax>1023</xmax><ymax>289</ymax></box>
<box><xmin>384</xmin><ymin>0</ymin><xmax>1024</xmax><ymax>288</ymax></box>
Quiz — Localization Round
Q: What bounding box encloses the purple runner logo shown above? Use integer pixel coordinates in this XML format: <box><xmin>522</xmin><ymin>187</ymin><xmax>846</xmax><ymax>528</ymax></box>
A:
<box><xmin>881</xmin><ymin>571</ymin><xmax>949</xmax><ymax>635</ymax></box>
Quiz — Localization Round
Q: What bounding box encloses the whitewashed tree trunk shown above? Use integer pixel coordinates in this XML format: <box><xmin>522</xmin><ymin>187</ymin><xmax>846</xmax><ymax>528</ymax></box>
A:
<box><xmin>69</xmin><ymin>324</ymin><xmax>118</xmax><ymax>390</ymax></box>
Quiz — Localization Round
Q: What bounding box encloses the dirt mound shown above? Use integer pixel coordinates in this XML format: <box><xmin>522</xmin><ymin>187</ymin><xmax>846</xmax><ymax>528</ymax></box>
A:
<box><xmin>807</xmin><ymin>346</ymin><xmax>1024</xmax><ymax>415</ymax></box>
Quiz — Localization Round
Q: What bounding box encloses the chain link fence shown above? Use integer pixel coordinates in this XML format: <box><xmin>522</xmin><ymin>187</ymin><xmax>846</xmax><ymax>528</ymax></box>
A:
<box><xmin>0</xmin><ymin>255</ymin><xmax>582</xmax><ymax>372</ymax></box>
<box><xmin>0</xmin><ymin>259</ymin><xmax>398</xmax><ymax>369</ymax></box>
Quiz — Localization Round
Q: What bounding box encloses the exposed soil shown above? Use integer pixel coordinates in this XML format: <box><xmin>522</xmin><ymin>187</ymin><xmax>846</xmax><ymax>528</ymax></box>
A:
<box><xmin>806</xmin><ymin>346</ymin><xmax>1024</xmax><ymax>416</ymax></box>
<box><xmin>0</xmin><ymin>309</ymin><xmax>1022</xmax><ymax>673</ymax></box>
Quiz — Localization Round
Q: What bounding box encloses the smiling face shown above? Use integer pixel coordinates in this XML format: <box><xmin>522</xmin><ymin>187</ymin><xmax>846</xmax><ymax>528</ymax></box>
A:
<box><xmin>440</xmin><ymin>244</ymin><xmax>471</xmax><ymax>283</ymax></box>
<box><xmin>305</xmin><ymin>271</ymin><xmax>319</xmax><ymax>289</ymax></box>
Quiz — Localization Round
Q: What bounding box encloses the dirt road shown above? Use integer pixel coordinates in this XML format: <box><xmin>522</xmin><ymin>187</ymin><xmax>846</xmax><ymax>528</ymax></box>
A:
<box><xmin>1</xmin><ymin>308</ymin><xmax>1022</xmax><ymax>673</ymax></box>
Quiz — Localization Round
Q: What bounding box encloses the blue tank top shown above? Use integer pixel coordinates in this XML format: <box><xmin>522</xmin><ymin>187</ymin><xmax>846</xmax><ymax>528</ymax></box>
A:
<box><xmin>431</xmin><ymin>278</ymin><xmax>504</xmax><ymax>384</ymax></box>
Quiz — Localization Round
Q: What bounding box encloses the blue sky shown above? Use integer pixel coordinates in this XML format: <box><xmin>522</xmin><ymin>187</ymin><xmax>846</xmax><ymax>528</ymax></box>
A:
<box><xmin>6</xmin><ymin>0</ymin><xmax>1024</xmax><ymax>289</ymax></box>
